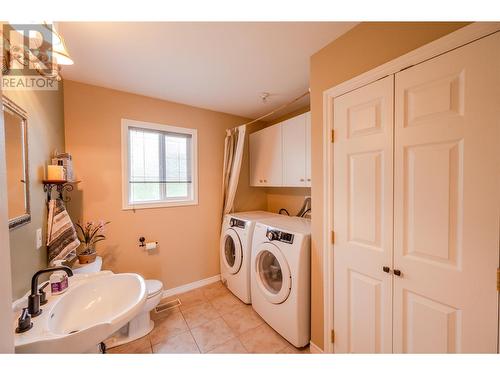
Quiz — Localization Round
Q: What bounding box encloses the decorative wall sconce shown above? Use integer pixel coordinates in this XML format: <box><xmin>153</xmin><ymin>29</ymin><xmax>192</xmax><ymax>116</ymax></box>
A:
<box><xmin>42</xmin><ymin>180</ymin><xmax>80</xmax><ymax>209</ymax></box>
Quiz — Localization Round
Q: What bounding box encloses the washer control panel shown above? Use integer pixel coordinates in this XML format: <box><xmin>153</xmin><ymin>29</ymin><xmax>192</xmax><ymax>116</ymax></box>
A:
<box><xmin>230</xmin><ymin>218</ymin><xmax>246</xmax><ymax>229</ymax></box>
<box><xmin>266</xmin><ymin>228</ymin><xmax>294</xmax><ymax>244</ymax></box>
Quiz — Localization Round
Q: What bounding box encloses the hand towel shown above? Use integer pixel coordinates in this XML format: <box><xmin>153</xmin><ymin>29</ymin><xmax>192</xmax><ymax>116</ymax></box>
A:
<box><xmin>47</xmin><ymin>198</ymin><xmax>80</xmax><ymax>266</ymax></box>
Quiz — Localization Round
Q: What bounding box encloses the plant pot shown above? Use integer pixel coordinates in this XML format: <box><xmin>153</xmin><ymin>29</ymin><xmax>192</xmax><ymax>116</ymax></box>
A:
<box><xmin>78</xmin><ymin>252</ymin><xmax>97</xmax><ymax>264</ymax></box>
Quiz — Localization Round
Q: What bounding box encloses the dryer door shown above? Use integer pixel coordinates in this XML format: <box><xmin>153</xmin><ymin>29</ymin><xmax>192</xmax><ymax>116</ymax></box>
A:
<box><xmin>221</xmin><ymin>229</ymin><xmax>243</xmax><ymax>274</ymax></box>
<box><xmin>254</xmin><ymin>243</ymin><xmax>291</xmax><ymax>304</ymax></box>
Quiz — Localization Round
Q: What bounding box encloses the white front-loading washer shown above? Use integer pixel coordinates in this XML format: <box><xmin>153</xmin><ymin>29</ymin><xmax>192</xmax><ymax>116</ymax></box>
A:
<box><xmin>220</xmin><ymin>211</ymin><xmax>279</xmax><ymax>303</ymax></box>
<box><xmin>250</xmin><ymin>216</ymin><xmax>311</xmax><ymax>347</ymax></box>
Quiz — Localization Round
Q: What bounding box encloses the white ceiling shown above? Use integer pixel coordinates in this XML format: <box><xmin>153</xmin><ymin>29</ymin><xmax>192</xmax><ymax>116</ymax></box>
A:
<box><xmin>58</xmin><ymin>22</ymin><xmax>357</xmax><ymax>120</ymax></box>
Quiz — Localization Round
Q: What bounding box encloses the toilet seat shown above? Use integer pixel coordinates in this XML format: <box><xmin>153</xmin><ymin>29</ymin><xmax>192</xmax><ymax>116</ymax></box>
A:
<box><xmin>145</xmin><ymin>279</ymin><xmax>163</xmax><ymax>299</ymax></box>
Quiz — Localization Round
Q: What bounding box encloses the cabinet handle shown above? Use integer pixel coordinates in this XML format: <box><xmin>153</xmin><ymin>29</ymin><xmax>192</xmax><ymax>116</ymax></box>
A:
<box><xmin>393</xmin><ymin>269</ymin><xmax>402</xmax><ymax>277</ymax></box>
<box><xmin>264</xmin><ymin>179</ymin><xmax>267</xmax><ymax>183</ymax></box>
<box><xmin>307</xmin><ymin>178</ymin><xmax>311</xmax><ymax>182</ymax></box>
<box><xmin>382</xmin><ymin>266</ymin><xmax>390</xmax><ymax>273</ymax></box>
<box><xmin>259</xmin><ymin>179</ymin><xmax>263</xmax><ymax>183</ymax></box>
<box><xmin>300</xmin><ymin>178</ymin><xmax>305</xmax><ymax>182</ymax></box>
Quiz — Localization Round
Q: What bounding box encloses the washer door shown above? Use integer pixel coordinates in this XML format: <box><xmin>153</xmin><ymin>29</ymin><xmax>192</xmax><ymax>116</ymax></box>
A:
<box><xmin>221</xmin><ymin>229</ymin><xmax>243</xmax><ymax>274</ymax></box>
<box><xmin>254</xmin><ymin>243</ymin><xmax>291</xmax><ymax>304</ymax></box>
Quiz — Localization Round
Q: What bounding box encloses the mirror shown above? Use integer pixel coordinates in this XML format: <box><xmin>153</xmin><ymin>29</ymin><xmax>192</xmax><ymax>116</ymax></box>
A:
<box><xmin>3</xmin><ymin>96</ymin><xmax>30</xmax><ymax>229</ymax></box>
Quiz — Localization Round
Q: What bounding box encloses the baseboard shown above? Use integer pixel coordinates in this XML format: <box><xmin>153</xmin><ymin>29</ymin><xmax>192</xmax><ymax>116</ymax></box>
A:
<box><xmin>161</xmin><ymin>274</ymin><xmax>221</xmax><ymax>298</ymax></box>
<box><xmin>309</xmin><ymin>341</ymin><xmax>324</xmax><ymax>354</ymax></box>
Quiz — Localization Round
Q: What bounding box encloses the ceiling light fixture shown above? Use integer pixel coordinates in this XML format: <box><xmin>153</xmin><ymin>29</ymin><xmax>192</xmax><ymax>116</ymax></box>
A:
<box><xmin>2</xmin><ymin>22</ymin><xmax>73</xmax><ymax>81</ymax></box>
<box><xmin>260</xmin><ymin>92</ymin><xmax>270</xmax><ymax>103</ymax></box>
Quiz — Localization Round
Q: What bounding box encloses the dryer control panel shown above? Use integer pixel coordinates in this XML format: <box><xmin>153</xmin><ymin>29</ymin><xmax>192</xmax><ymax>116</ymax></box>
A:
<box><xmin>266</xmin><ymin>228</ymin><xmax>294</xmax><ymax>244</ymax></box>
<box><xmin>230</xmin><ymin>218</ymin><xmax>246</xmax><ymax>229</ymax></box>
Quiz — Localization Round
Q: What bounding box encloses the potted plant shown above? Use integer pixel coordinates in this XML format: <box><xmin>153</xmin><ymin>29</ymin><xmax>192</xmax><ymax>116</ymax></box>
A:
<box><xmin>75</xmin><ymin>220</ymin><xmax>110</xmax><ymax>264</ymax></box>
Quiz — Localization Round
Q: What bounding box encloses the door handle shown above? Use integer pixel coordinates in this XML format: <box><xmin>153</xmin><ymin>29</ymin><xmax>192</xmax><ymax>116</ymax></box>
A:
<box><xmin>382</xmin><ymin>266</ymin><xmax>390</xmax><ymax>273</ymax></box>
<box><xmin>393</xmin><ymin>269</ymin><xmax>402</xmax><ymax>277</ymax></box>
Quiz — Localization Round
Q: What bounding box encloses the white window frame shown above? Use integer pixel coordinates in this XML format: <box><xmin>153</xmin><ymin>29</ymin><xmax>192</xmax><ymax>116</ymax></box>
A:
<box><xmin>121</xmin><ymin>118</ymin><xmax>198</xmax><ymax>210</ymax></box>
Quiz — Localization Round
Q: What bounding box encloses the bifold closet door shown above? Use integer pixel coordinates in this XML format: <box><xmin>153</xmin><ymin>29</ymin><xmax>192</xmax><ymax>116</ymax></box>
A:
<box><xmin>393</xmin><ymin>32</ymin><xmax>500</xmax><ymax>353</ymax></box>
<box><xmin>333</xmin><ymin>75</ymin><xmax>394</xmax><ymax>353</ymax></box>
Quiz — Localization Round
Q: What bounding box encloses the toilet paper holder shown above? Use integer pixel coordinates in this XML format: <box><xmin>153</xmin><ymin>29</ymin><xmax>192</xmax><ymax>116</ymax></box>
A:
<box><xmin>139</xmin><ymin>237</ymin><xmax>158</xmax><ymax>251</ymax></box>
<box><xmin>139</xmin><ymin>237</ymin><xmax>158</xmax><ymax>247</ymax></box>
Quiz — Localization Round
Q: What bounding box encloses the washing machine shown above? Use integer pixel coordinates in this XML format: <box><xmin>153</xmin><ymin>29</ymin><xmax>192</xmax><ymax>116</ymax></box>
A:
<box><xmin>220</xmin><ymin>211</ymin><xmax>279</xmax><ymax>304</ymax></box>
<box><xmin>251</xmin><ymin>215</ymin><xmax>311</xmax><ymax>347</ymax></box>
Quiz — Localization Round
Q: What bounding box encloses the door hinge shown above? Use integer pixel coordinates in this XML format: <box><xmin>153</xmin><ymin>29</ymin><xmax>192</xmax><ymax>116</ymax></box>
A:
<box><xmin>331</xmin><ymin>329</ymin><xmax>335</xmax><ymax>343</ymax></box>
<box><xmin>331</xmin><ymin>231</ymin><xmax>335</xmax><ymax>244</ymax></box>
<box><xmin>331</xmin><ymin>129</ymin><xmax>335</xmax><ymax>143</ymax></box>
<box><xmin>497</xmin><ymin>268</ymin><xmax>500</xmax><ymax>292</ymax></box>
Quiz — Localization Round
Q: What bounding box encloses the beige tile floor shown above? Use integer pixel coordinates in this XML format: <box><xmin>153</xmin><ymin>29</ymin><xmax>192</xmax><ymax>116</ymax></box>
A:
<box><xmin>107</xmin><ymin>281</ymin><xmax>310</xmax><ymax>354</ymax></box>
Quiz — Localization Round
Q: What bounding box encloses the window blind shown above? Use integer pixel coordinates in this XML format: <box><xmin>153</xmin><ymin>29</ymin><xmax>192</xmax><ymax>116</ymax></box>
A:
<box><xmin>128</xmin><ymin>126</ymin><xmax>192</xmax><ymax>203</ymax></box>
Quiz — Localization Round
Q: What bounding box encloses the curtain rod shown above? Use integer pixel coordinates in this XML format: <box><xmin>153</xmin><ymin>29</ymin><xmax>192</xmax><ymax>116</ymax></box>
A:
<box><xmin>238</xmin><ymin>90</ymin><xmax>310</xmax><ymax>127</ymax></box>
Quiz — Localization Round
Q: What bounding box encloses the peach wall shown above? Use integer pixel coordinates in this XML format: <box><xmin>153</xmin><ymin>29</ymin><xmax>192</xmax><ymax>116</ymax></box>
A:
<box><xmin>63</xmin><ymin>80</ymin><xmax>262</xmax><ymax>290</ymax></box>
<box><xmin>266</xmin><ymin>187</ymin><xmax>310</xmax><ymax>215</ymax></box>
<box><xmin>309</xmin><ymin>22</ymin><xmax>470</xmax><ymax>349</ymax></box>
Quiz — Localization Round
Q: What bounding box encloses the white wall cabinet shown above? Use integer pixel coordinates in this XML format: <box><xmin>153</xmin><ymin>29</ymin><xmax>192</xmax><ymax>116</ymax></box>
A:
<box><xmin>249</xmin><ymin>123</ymin><xmax>283</xmax><ymax>186</ymax></box>
<box><xmin>250</xmin><ymin>111</ymin><xmax>311</xmax><ymax>187</ymax></box>
<box><xmin>305</xmin><ymin>111</ymin><xmax>311</xmax><ymax>184</ymax></box>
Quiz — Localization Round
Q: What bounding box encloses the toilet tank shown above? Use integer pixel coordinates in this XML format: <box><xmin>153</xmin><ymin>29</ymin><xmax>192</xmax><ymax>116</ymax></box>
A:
<box><xmin>72</xmin><ymin>256</ymin><xmax>103</xmax><ymax>274</ymax></box>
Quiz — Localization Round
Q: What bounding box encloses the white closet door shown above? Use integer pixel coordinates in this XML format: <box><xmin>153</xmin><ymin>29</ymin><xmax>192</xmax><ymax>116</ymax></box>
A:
<box><xmin>283</xmin><ymin>114</ymin><xmax>307</xmax><ymax>186</ymax></box>
<box><xmin>333</xmin><ymin>75</ymin><xmax>394</xmax><ymax>353</ymax></box>
<box><xmin>393</xmin><ymin>32</ymin><xmax>500</xmax><ymax>353</ymax></box>
<box><xmin>305</xmin><ymin>112</ymin><xmax>312</xmax><ymax>187</ymax></box>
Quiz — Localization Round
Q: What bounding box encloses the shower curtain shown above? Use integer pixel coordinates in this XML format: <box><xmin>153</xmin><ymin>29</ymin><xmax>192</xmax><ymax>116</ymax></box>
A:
<box><xmin>221</xmin><ymin>125</ymin><xmax>246</xmax><ymax>218</ymax></box>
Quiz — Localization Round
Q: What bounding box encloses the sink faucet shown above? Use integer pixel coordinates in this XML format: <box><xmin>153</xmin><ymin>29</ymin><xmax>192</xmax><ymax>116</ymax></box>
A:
<box><xmin>28</xmin><ymin>266</ymin><xmax>73</xmax><ymax>317</ymax></box>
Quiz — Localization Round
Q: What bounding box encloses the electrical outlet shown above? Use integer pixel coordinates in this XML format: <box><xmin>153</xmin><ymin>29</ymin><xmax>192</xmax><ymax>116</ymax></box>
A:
<box><xmin>36</xmin><ymin>228</ymin><xmax>43</xmax><ymax>249</ymax></box>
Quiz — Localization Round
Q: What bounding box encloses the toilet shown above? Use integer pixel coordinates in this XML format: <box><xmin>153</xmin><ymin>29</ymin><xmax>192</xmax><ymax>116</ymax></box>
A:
<box><xmin>72</xmin><ymin>256</ymin><xmax>164</xmax><ymax>348</ymax></box>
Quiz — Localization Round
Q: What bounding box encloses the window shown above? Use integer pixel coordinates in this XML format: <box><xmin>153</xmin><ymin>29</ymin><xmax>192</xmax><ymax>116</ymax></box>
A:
<box><xmin>121</xmin><ymin>119</ymin><xmax>198</xmax><ymax>209</ymax></box>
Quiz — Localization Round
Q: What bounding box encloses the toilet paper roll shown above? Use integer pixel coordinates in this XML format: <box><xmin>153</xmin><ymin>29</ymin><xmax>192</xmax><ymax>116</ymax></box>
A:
<box><xmin>145</xmin><ymin>242</ymin><xmax>158</xmax><ymax>250</ymax></box>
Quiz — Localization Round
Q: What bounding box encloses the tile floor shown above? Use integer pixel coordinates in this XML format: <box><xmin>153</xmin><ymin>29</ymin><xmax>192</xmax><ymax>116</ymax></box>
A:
<box><xmin>107</xmin><ymin>281</ymin><xmax>310</xmax><ymax>354</ymax></box>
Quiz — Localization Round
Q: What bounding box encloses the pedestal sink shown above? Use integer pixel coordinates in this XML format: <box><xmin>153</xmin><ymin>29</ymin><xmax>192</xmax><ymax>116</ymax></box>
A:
<box><xmin>14</xmin><ymin>272</ymin><xmax>147</xmax><ymax>353</ymax></box>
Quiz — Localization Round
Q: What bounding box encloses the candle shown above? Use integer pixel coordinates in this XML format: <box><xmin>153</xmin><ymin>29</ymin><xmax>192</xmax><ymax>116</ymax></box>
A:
<box><xmin>47</xmin><ymin>165</ymin><xmax>66</xmax><ymax>181</ymax></box>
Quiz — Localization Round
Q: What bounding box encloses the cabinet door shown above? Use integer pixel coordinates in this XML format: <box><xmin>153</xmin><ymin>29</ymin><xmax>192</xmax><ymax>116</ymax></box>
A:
<box><xmin>249</xmin><ymin>130</ymin><xmax>264</xmax><ymax>186</ymax></box>
<box><xmin>249</xmin><ymin>124</ymin><xmax>283</xmax><ymax>186</ymax></box>
<box><xmin>282</xmin><ymin>113</ymin><xmax>307</xmax><ymax>186</ymax></box>
<box><xmin>305</xmin><ymin>111</ymin><xmax>311</xmax><ymax>186</ymax></box>
<box><xmin>393</xmin><ymin>32</ymin><xmax>500</xmax><ymax>354</ymax></box>
<box><xmin>333</xmin><ymin>75</ymin><xmax>394</xmax><ymax>353</ymax></box>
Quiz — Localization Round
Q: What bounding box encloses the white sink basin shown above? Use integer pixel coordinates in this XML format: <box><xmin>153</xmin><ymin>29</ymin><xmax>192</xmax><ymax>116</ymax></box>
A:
<box><xmin>14</xmin><ymin>272</ymin><xmax>147</xmax><ymax>353</ymax></box>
